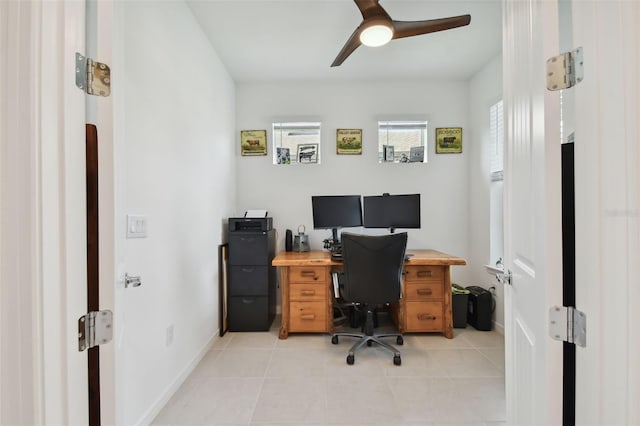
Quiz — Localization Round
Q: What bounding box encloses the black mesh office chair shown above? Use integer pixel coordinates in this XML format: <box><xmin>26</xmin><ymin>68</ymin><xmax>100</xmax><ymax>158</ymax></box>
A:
<box><xmin>331</xmin><ymin>232</ymin><xmax>407</xmax><ymax>366</ymax></box>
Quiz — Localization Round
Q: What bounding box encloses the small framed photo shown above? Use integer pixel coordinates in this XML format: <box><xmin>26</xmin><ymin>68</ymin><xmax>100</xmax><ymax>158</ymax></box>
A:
<box><xmin>276</xmin><ymin>147</ymin><xmax>290</xmax><ymax>164</ymax></box>
<box><xmin>435</xmin><ymin>127</ymin><xmax>463</xmax><ymax>154</ymax></box>
<box><xmin>296</xmin><ymin>143</ymin><xmax>318</xmax><ymax>164</ymax></box>
<box><xmin>383</xmin><ymin>144</ymin><xmax>395</xmax><ymax>162</ymax></box>
<box><xmin>336</xmin><ymin>129</ymin><xmax>362</xmax><ymax>155</ymax></box>
<box><xmin>241</xmin><ymin>130</ymin><xmax>267</xmax><ymax>156</ymax></box>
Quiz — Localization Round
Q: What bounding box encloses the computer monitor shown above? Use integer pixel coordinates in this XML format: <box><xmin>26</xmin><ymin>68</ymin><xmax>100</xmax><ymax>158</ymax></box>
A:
<box><xmin>311</xmin><ymin>195</ymin><xmax>363</xmax><ymax>243</ymax></box>
<box><xmin>363</xmin><ymin>193</ymin><xmax>421</xmax><ymax>232</ymax></box>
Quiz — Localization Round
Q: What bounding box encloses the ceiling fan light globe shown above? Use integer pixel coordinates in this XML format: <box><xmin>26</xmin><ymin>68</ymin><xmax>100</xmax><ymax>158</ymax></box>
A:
<box><xmin>360</xmin><ymin>24</ymin><xmax>393</xmax><ymax>47</ymax></box>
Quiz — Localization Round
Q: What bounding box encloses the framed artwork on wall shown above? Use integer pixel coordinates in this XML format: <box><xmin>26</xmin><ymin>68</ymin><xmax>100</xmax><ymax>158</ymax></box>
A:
<box><xmin>241</xmin><ymin>130</ymin><xmax>267</xmax><ymax>156</ymax></box>
<box><xmin>297</xmin><ymin>143</ymin><xmax>319</xmax><ymax>163</ymax></box>
<box><xmin>336</xmin><ymin>128</ymin><xmax>362</xmax><ymax>154</ymax></box>
<box><xmin>383</xmin><ymin>144</ymin><xmax>395</xmax><ymax>162</ymax></box>
<box><xmin>435</xmin><ymin>127</ymin><xmax>463</xmax><ymax>154</ymax></box>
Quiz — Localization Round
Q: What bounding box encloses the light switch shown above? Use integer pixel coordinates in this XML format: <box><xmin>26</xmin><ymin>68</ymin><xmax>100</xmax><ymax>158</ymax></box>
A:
<box><xmin>126</xmin><ymin>214</ymin><xmax>147</xmax><ymax>238</ymax></box>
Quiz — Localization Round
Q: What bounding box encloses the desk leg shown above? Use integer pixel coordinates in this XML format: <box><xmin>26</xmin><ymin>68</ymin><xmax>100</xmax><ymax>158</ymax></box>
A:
<box><xmin>443</xmin><ymin>266</ymin><xmax>454</xmax><ymax>339</ymax></box>
<box><xmin>278</xmin><ymin>267</ymin><xmax>289</xmax><ymax>339</ymax></box>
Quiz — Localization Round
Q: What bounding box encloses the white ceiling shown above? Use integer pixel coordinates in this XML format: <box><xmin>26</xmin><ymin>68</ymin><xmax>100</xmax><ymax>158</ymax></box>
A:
<box><xmin>187</xmin><ymin>0</ymin><xmax>502</xmax><ymax>83</ymax></box>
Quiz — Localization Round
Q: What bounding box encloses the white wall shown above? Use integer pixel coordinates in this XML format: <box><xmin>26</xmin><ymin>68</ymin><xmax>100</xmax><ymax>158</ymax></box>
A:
<box><xmin>236</xmin><ymin>80</ymin><xmax>472</xmax><ymax>285</ymax></box>
<box><xmin>468</xmin><ymin>54</ymin><xmax>504</xmax><ymax>331</ymax></box>
<box><xmin>116</xmin><ymin>2</ymin><xmax>236</xmax><ymax>424</ymax></box>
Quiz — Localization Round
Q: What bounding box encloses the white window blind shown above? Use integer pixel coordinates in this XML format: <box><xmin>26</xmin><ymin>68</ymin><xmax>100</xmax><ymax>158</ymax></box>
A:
<box><xmin>489</xmin><ymin>100</ymin><xmax>504</xmax><ymax>181</ymax></box>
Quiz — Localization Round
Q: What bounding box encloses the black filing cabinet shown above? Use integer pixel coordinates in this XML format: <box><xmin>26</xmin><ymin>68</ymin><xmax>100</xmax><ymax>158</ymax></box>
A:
<box><xmin>228</xmin><ymin>228</ymin><xmax>276</xmax><ymax>331</ymax></box>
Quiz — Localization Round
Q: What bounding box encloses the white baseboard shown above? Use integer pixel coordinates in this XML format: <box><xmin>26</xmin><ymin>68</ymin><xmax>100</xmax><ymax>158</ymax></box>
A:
<box><xmin>136</xmin><ymin>331</ymin><xmax>219</xmax><ymax>425</ymax></box>
<box><xmin>493</xmin><ymin>321</ymin><xmax>504</xmax><ymax>335</ymax></box>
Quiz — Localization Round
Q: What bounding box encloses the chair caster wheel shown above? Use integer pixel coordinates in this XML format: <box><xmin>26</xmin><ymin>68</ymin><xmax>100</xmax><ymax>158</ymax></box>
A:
<box><xmin>367</xmin><ymin>340</ymin><xmax>373</xmax><ymax>347</ymax></box>
<box><xmin>331</xmin><ymin>335</ymin><xmax>339</xmax><ymax>344</ymax></box>
<box><xmin>347</xmin><ymin>354</ymin><xmax>355</xmax><ymax>365</ymax></box>
<box><xmin>396</xmin><ymin>336</ymin><xmax>404</xmax><ymax>345</ymax></box>
<box><xmin>393</xmin><ymin>355</ymin><xmax>401</xmax><ymax>366</ymax></box>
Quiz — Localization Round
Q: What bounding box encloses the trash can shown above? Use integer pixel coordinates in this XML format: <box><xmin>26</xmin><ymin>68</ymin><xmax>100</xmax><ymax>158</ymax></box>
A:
<box><xmin>466</xmin><ymin>285</ymin><xmax>494</xmax><ymax>331</ymax></box>
<box><xmin>452</xmin><ymin>283</ymin><xmax>470</xmax><ymax>328</ymax></box>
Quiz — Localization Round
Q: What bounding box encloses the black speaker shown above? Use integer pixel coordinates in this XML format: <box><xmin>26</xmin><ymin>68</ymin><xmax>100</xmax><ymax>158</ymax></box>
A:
<box><xmin>285</xmin><ymin>229</ymin><xmax>293</xmax><ymax>251</ymax></box>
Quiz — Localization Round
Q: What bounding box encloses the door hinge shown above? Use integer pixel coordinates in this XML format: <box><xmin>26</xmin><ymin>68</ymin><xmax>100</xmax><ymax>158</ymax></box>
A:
<box><xmin>546</xmin><ymin>47</ymin><xmax>583</xmax><ymax>91</ymax></box>
<box><xmin>549</xmin><ymin>305</ymin><xmax>586</xmax><ymax>347</ymax></box>
<box><xmin>75</xmin><ymin>52</ymin><xmax>111</xmax><ymax>97</ymax></box>
<box><xmin>78</xmin><ymin>310</ymin><xmax>113</xmax><ymax>351</ymax></box>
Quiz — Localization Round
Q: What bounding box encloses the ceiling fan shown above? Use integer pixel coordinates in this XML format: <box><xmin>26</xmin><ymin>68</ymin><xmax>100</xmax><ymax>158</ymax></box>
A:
<box><xmin>331</xmin><ymin>0</ymin><xmax>471</xmax><ymax>67</ymax></box>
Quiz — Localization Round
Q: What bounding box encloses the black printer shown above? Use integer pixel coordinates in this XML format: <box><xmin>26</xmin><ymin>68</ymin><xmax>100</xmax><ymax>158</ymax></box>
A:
<box><xmin>228</xmin><ymin>217</ymin><xmax>273</xmax><ymax>232</ymax></box>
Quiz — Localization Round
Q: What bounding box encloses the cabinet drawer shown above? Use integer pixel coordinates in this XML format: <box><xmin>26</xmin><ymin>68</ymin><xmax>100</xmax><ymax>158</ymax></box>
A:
<box><xmin>405</xmin><ymin>301</ymin><xmax>444</xmax><ymax>331</ymax></box>
<box><xmin>289</xmin><ymin>301</ymin><xmax>327</xmax><ymax>332</ymax></box>
<box><xmin>404</xmin><ymin>281</ymin><xmax>443</xmax><ymax>301</ymax></box>
<box><xmin>290</xmin><ymin>283</ymin><xmax>327</xmax><ymax>301</ymax></box>
<box><xmin>289</xmin><ymin>266</ymin><xmax>327</xmax><ymax>283</ymax></box>
<box><xmin>404</xmin><ymin>266</ymin><xmax>444</xmax><ymax>282</ymax></box>
<box><xmin>229</xmin><ymin>265</ymin><xmax>268</xmax><ymax>296</ymax></box>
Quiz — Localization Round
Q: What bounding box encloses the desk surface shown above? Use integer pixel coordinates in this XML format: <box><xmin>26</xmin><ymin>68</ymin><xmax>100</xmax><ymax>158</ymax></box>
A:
<box><xmin>272</xmin><ymin>249</ymin><xmax>467</xmax><ymax>267</ymax></box>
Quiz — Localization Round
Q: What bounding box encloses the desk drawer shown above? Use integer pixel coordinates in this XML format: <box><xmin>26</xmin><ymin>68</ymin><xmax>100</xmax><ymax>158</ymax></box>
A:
<box><xmin>289</xmin><ymin>301</ymin><xmax>327</xmax><ymax>332</ymax></box>
<box><xmin>405</xmin><ymin>301</ymin><xmax>444</xmax><ymax>331</ymax></box>
<box><xmin>289</xmin><ymin>266</ymin><xmax>327</xmax><ymax>283</ymax></box>
<box><xmin>290</xmin><ymin>283</ymin><xmax>327</xmax><ymax>301</ymax></box>
<box><xmin>404</xmin><ymin>266</ymin><xmax>444</xmax><ymax>282</ymax></box>
<box><xmin>404</xmin><ymin>281</ymin><xmax>443</xmax><ymax>301</ymax></box>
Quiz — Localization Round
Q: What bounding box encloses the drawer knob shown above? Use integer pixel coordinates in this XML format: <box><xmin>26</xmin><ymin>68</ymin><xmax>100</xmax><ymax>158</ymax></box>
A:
<box><xmin>301</xmin><ymin>271</ymin><xmax>318</xmax><ymax>280</ymax></box>
<box><xmin>300</xmin><ymin>314</ymin><xmax>316</xmax><ymax>320</ymax></box>
<box><xmin>417</xmin><ymin>288</ymin><xmax>433</xmax><ymax>295</ymax></box>
<box><xmin>417</xmin><ymin>313</ymin><xmax>437</xmax><ymax>321</ymax></box>
<box><xmin>301</xmin><ymin>289</ymin><xmax>316</xmax><ymax>296</ymax></box>
<box><xmin>417</xmin><ymin>270</ymin><xmax>433</xmax><ymax>277</ymax></box>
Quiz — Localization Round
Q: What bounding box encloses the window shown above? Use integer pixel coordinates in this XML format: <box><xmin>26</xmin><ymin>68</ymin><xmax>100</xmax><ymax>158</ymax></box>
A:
<box><xmin>489</xmin><ymin>100</ymin><xmax>504</xmax><ymax>265</ymax></box>
<box><xmin>378</xmin><ymin>120</ymin><xmax>428</xmax><ymax>163</ymax></box>
<box><xmin>272</xmin><ymin>122</ymin><xmax>321</xmax><ymax>165</ymax></box>
<box><xmin>489</xmin><ymin>100</ymin><xmax>504</xmax><ymax>181</ymax></box>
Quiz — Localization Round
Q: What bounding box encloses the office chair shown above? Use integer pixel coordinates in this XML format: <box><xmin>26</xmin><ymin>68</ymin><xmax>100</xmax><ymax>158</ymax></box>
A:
<box><xmin>331</xmin><ymin>232</ymin><xmax>407</xmax><ymax>366</ymax></box>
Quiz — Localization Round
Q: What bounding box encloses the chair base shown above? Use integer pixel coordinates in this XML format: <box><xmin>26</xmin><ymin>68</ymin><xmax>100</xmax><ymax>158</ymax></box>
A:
<box><xmin>331</xmin><ymin>331</ymin><xmax>403</xmax><ymax>365</ymax></box>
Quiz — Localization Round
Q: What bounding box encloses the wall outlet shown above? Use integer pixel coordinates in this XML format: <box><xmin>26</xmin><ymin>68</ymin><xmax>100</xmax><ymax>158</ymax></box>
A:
<box><xmin>166</xmin><ymin>324</ymin><xmax>174</xmax><ymax>347</ymax></box>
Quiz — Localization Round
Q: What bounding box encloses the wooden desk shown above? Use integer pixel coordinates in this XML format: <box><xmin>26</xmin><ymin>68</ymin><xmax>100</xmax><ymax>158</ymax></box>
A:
<box><xmin>272</xmin><ymin>249</ymin><xmax>466</xmax><ymax>339</ymax></box>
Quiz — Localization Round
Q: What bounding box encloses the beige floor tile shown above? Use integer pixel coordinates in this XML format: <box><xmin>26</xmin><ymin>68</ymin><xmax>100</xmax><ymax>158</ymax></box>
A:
<box><xmin>266</xmin><ymin>348</ymin><xmax>327</xmax><ymax>377</ymax></box>
<box><xmin>428</xmin><ymin>349</ymin><xmax>504</xmax><ymax>378</ymax></box>
<box><xmin>201</xmin><ymin>348</ymin><xmax>272</xmax><ymax>378</ymax></box>
<box><xmin>152</xmin><ymin>326</ymin><xmax>505</xmax><ymax>426</ymax></box>
<box><xmin>152</xmin><ymin>377</ymin><xmax>262</xmax><ymax>425</ymax></box>
<box><xmin>325</xmin><ymin>376</ymin><xmax>402</xmax><ymax>424</ymax></box>
<box><xmin>251</xmin><ymin>376</ymin><xmax>328</xmax><ymax>423</ymax></box>
<box><xmin>225</xmin><ymin>331</ymin><xmax>278</xmax><ymax>349</ymax></box>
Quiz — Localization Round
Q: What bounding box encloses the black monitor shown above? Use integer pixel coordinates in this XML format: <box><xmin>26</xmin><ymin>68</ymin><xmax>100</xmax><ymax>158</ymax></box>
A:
<box><xmin>363</xmin><ymin>193</ymin><xmax>421</xmax><ymax>232</ymax></box>
<box><xmin>311</xmin><ymin>195</ymin><xmax>363</xmax><ymax>242</ymax></box>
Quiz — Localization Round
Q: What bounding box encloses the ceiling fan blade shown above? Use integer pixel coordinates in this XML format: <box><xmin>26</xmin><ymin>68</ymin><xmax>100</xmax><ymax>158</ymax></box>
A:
<box><xmin>331</xmin><ymin>26</ymin><xmax>363</xmax><ymax>67</ymax></box>
<box><xmin>354</xmin><ymin>0</ymin><xmax>390</xmax><ymax>20</ymax></box>
<box><xmin>392</xmin><ymin>15</ymin><xmax>471</xmax><ymax>40</ymax></box>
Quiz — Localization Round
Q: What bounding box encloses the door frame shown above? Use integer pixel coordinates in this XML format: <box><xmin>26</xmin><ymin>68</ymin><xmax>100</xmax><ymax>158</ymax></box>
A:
<box><xmin>0</xmin><ymin>0</ymin><xmax>115</xmax><ymax>424</ymax></box>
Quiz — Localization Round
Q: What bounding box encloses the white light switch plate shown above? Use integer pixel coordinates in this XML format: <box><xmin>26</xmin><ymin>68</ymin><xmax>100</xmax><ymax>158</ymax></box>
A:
<box><xmin>126</xmin><ymin>214</ymin><xmax>147</xmax><ymax>238</ymax></box>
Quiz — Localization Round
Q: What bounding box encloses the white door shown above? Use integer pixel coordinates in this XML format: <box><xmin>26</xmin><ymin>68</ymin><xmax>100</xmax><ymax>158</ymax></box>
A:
<box><xmin>502</xmin><ymin>0</ymin><xmax>564</xmax><ymax>424</ymax></box>
<box><xmin>571</xmin><ymin>2</ymin><xmax>640</xmax><ymax>424</ymax></box>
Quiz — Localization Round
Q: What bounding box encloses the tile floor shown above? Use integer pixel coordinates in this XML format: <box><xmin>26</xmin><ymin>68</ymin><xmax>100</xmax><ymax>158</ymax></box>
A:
<box><xmin>152</xmin><ymin>316</ymin><xmax>506</xmax><ymax>426</ymax></box>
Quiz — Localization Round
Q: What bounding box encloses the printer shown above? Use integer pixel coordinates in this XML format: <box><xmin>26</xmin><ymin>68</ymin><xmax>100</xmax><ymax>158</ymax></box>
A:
<box><xmin>228</xmin><ymin>217</ymin><xmax>273</xmax><ymax>232</ymax></box>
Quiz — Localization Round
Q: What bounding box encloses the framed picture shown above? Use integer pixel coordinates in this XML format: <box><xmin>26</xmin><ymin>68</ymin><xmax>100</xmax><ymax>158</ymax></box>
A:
<box><xmin>297</xmin><ymin>143</ymin><xmax>318</xmax><ymax>163</ymax></box>
<box><xmin>276</xmin><ymin>147</ymin><xmax>291</xmax><ymax>164</ymax></box>
<box><xmin>383</xmin><ymin>144</ymin><xmax>395</xmax><ymax>162</ymax></box>
<box><xmin>435</xmin><ymin>127</ymin><xmax>463</xmax><ymax>154</ymax></box>
<box><xmin>240</xmin><ymin>130</ymin><xmax>267</xmax><ymax>156</ymax></box>
<box><xmin>409</xmin><ymin>146</ymin><xmax>425</xmax><ymax>162</ymax></box>
<box><xmin>336</xmin><ymin>128</ymin><xmax>362</xmax><ymax>154</ymax></box>
<box><xmin>218</xmin><ymin>243</ymin><xmax>229</xmax><ymax>336</ymax></box>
